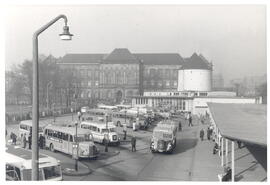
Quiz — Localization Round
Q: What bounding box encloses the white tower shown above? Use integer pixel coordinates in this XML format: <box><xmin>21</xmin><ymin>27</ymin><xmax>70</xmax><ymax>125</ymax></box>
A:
<box><xmin>178</xmin><ymin>53</ymin><xmax>212</xmax><ymax>92</ymax></box>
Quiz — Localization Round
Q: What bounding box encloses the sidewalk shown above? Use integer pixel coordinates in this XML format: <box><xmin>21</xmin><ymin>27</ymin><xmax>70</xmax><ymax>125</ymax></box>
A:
<box><xmin>191</xmin><ymin>124</ymin><xmax>223</xmax><ymax>181</ymax></box>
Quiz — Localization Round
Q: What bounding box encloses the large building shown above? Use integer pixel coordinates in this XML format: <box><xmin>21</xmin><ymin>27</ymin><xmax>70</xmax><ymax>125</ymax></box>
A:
<box><xmin>58</xmin><ymin>48</ymin><xmax>191</xmax><ymax>104</ymax></box>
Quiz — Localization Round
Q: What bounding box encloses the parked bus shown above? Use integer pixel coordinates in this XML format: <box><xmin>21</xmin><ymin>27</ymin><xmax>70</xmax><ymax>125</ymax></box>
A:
<box><xmin>43</xmin><ymin>125</ymin><xmax>99</xmax><ymax>159</ymax></box>
<box><xmin>111</xmin><ymin>112</ymin><xmax>148</xmax><ymax>130</ymax></box>
<box><xmin>19</xmin><ymin>120</ymin><xmax>51</xmax><ymax>138</ymax></box>
<box><xmin>97</xmin><ymin>105</ymin><xmax>118</xmax><ymax>111</ymax></box>
<box><xmin>150</xmin><ymin>120</ymin><xmax>178</xmax><ymax>154</ymax></box>
<box><xmin>80</xmin><ymin>121</ymin><xmax>120</xmax><ymax>145</ymax></box>
<box><xmin>6</xmin><ymin>145</ymin><xmax>63</xmax><ymax>181</ymax></box>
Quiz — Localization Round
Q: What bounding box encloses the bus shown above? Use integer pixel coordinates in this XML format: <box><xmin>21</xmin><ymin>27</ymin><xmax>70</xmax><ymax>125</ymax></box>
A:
<box><xmin>97</xmin><ymin>105</ymin><xmax>118</xmax><ymax>111</ymax></box>
<box><xmin>43</xmin><ymin>125</ymin><xmax>99</xmax><ymax>159</ymax></box>
<box><xmin>6</xmin><ymin>145</ymin><xmax>63</xmax><ymax>181</ymax></box>
<box><xmin>19</xmin><ymin>120</ymin><xmax>51</xmax><ymax>138</ymax></box>
<box><xmin>111</xmin><ymin>112</ymin><xmax>147</xmax><ymax>130</ymax></box>
<box><xmin>83</xmin><ymin>108</ymin><xmax>113</xmax><ymax>122</ymax></box>
<box><xmin>150</xmin><ymin>120</ymin><xmax>178</xmax><ymax>154</ymax></box>
<box><xmin>80</xmin><ymin>121</ymin><xmax>120</xmax><ymax>145</ymax></box>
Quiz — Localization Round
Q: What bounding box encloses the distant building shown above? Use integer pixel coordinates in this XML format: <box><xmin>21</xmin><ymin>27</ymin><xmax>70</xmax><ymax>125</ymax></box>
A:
<box><xmin>57</xmin><ymin>48</ymin><xmax>186</xmax><ymax>104</ymax></box>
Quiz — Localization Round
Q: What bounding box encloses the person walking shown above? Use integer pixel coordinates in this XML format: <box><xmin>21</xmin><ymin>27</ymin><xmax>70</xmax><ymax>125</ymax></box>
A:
<box><xmin>12</xmin><ymin>133</ymin><xmax>17</xmax><ymax>145</ymax></box>
<box><xmin>178</xmin><ymin>121</ymin><xmax>182</xmax><ymax>132</ymax></box>
<box><xmin>39</xmin><ymin>135</ymin><xmax>45</xmax><ymax>149</ymax></box>
<box><xmin>131</xmin><ymin>136</ymin><xmax>136</xmax><ymax>152</ymax></box>
<box><xmin>123</xmin><ymin>124</ymin><xmax>127</xmax><ymax>140</ymax></box>
<box><xmin>207</xmin><ymin>127</ymin><xmax>211</xmax><ymax>140</ymax></box>
<box><xmin>200</xmin><ymin>129</ymin><xmax>204</xmax><ymax>141</ymax></box>
<box><xmin>22</xmin><ymin>134</ymin><xmax>27</xmax><ymax>149</ymax></box>
<box><xmin>28</xmin><ymin>134</ymin><xmax>32</xmax><ymax>150</ymax></box>
<box><xmin>188</xmin><ymin>113</ymin><xmax>193</xmax><ymax>127</ymax></box>
<box><xmin>77</xmin><ymin>111</ymin><xmax>81</xmax><ymax>121</ymax></box>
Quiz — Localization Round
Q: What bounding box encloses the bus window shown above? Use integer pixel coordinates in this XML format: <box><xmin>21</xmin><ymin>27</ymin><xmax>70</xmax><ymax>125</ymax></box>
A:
<box><xmin>22</xmin><ymin>169</ymin><xmax>43</xmax><ymax>181</ymax></box>
<box><xmin>109</xmin><ymin>128</ymin><xmax>115</xmax><ymax>132</ymax></box>
<box><xmin>101</xmin><ymin>129</ymin><xmax>109</xmax><ymax>133</ymax></box>
<box><xmin>6</xmin><ymin>165</ymin><xmax>20</xmax><ymax>181</ymax></box>
<box><xmin>63</xmin><ymin>133</ymin><xmax>69</xmax><ymax>141</ymax></box>
<box><xmin>97</xmin><ymin>128</ymin><xmax>100</xmax><ymax>132</ymax></box>
<box><xmin>53</xmin><ymin>131</ymin><xmax>57</xmax><ymax>138</ymax></box>
<box><xmin>69</xmin><ymin>135</ymin><xmax>73</xmax><ymax>142</ymax></box>
<box><xmin>43</xmin><ymin>166</ymin><xmax>61</xmax><ymax>180</ymax></box>
<box><xmin>57</xmin><ymin>132</ymin><xmax>63</xmax><ymax>139</ymax></box>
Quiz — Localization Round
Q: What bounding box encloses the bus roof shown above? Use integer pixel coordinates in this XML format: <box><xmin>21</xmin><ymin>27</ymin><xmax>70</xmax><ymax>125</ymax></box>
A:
<box><xmin>87</xmin><ymin>108</ymin><xmax>112</xmax><ymax>113</ymax></box>
<box><xmin>6</xmin><ymin>145</ymin><xmax>59</xmax><ymax>169</ymax></box>
<box><xmin>98</xmin><ymin>105</ymin><xmax>118</xmax><ymax>109</ymax></box>
<box><xmin>80</xmin><ymin>121</ymin><xmax>116</xmax><ymax>129</ymax></box>
<box><xmin>20</xmin><ymin>119</ymin><xmax>52</xmax><ymax>127</ymax></box>
<box><xmin>44</xmin><ymin>125</ymin><xmax>92</xmax><ymax>135</ymax></box>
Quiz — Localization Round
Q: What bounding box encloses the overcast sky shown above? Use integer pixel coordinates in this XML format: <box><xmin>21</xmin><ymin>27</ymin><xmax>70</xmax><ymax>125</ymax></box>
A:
<box><xmin>5</xmin><ymin>5</ymin><xmax>266</xmax><ymax>84</ymax></box>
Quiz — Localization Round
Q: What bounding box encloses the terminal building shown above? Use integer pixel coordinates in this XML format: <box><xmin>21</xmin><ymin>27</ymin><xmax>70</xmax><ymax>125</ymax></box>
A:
<box><xmin>131</xmin><ymin>53</ymin><xmax>262</xmax><ymax>115</ymax></box>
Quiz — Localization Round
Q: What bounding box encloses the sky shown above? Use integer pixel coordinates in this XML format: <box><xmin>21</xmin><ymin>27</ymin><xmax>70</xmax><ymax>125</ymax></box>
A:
<box><xmin>4</xmin><ymin>5</ymin><xmax>266</xmax><ymax>84</ymax></box>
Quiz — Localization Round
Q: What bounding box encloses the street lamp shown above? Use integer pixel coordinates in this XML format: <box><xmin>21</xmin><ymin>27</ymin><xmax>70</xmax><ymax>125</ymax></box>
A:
<box><xmin>46</xmin><ymin>81</ymin><xmax>53</xmax><ymax>115</ymax></box>
<box><xmin>74</xmin><ymin>122</ymin><xmax>78</xmax><ymax>171</ymax></box>
<box><xmin>32</xmin><ymin>14</ymin><xmax>73</xmax><ymax>180</ymax></box>
<box><xmin>105</xmin><ymin>113</ymin><xmax>109</xmax><ymax>152</ymax></box>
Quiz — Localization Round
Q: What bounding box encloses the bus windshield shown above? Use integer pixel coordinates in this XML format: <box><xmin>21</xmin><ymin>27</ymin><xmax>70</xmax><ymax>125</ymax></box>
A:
<box><xmin>43</xmin><ymin>165</ymin><xmax>61</xmax><ymax>180</ymax></box>
<box><xmin>76</xmin><ymin>134</ymin><xmax>92</xmax><ymax>142</ymax></box>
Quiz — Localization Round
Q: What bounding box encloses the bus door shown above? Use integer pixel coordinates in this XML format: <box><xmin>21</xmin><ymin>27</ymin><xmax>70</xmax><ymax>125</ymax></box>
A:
<box><xmin>68</xmin><ymin>135</ymin><xmax>74</xmax><ymax>154</ymax></box>
<box><xmin>61</xmin><ymin>133</ymin><xmax>70</xmax><ymax>155</ymax></box>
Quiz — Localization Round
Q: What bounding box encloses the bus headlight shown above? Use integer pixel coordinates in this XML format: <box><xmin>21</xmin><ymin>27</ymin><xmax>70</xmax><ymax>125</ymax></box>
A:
<box><xmin>167</xmin><ymin>142</ymin><xmax>172</xmax><ymax>151</ymax></box>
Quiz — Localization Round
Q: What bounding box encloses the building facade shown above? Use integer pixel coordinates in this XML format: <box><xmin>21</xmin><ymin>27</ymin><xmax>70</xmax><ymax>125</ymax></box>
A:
<box><xmin>57</xmin><ymin>48</ymin><xmax>189</xmax><ymax>104</ymax></box>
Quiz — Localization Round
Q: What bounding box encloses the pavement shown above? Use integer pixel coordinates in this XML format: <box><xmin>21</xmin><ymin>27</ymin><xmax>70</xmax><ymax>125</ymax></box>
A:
<box><xmin>5</xmin><ymin>114</ymin><xmax>267</xmax><ymax>181</ymax></box>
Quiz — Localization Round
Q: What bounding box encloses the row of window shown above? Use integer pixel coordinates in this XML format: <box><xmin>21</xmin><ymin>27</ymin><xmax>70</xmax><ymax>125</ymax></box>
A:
<box><xmin>45</xmin><ymin>129</ymin><xmax>73</xmax><ymax>142</ymax></box>
<box><xmin>144</xmin><ymin>80</ymin><xmax>178</xmax><ymax>87</ymax></box>
<box><xmin>136</xmin><ymin>98</ymin><xmax>148</xmax><ymax>105</ymax></box>
<box><xmin>144</xmin><ymin>69</ymin><xmax>178</xmax><ymax>79</ymax></box>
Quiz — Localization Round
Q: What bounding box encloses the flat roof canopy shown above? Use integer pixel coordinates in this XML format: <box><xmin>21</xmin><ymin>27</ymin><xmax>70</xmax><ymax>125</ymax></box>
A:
<box><xmin>208</xmin><ymin>103</ymin><xmax>267</xmax><ymax>147</ymax></box>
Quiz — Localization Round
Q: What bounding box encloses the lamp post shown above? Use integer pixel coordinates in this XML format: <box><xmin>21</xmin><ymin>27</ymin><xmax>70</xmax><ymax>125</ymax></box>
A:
<box><xmin>74</xmin><ymin>122</ymin><xmax>78</xmax><ymax>171</ymax></box>
<box><xmin>46</xmin><ymin>81</ymin><xmax>53</xmax><ymax>115</ymax></box>
<box><xmin>32</xmin><ymin>14</ymin><xmax>73</xmax><ymax>180</ymax></box>
<box><xmin>105</xmin><ymin>113</ymin><xmax>109</xmax><ymax>152</ymax></box>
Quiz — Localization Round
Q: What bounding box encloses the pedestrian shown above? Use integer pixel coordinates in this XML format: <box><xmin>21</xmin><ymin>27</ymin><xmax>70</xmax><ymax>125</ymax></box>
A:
<box><xmin>123</xmin><ymin>124</ymin><xmax>127</xmax><ymax>140</ymax></box>
<box><xmin>188</xmin><ymin>113</ymin><xmax>193</xmax><ymax>127</ymax></box>
<box><xmin>22</xmin><ymin>134</ymin><xmax>27</xmax><ymax>148</ymax></box>
<box><xmin>213</xmin><ymin>143</ymin><xmax>219</xmax><ymax>154</ymax></box>
<box><xmin>178</xmin><ymin>121</ymin><xmax>182</xmax><ymax>132</ymax></box>
<box><xmin>28</xmin><ymin>134</ymin><xmax>32</xmax><ymax>150</ymax></box>
<box><xmin>12</xmin><ymin>133</ymin><xmax>17</xmax><ymax>145</ymax></box>
<box><xmin>200</xmin><ymin>129</ymin><xmax>204</xmax><ymax>141</ymax></box>
<box><xmin>39</xmin><ymin>135</ymin><xmax>44</xmax><ymax>149</ymax></box>
<box><xmin>77</xmin><ymin>111</ymin><xmax>81</xmax><ymax>121</ymax></box>
<box><xmin>133</xmin><ymin>120</ymin><xmax>137</xmax><ymax>131</ymax></box>
<box><xmin>207</xmin><ymin>127</ymin><xmax>210</xmax><ymax>140</ymax></box>
<box><xmin>237</xmin><ymin>141</ymin><xmax>242</xmax><ymax>149</ymax></box>
<box><xmin>131</xmin><ymin>135</ymin><xmax>136</xmax><ymax>152</ymax></box>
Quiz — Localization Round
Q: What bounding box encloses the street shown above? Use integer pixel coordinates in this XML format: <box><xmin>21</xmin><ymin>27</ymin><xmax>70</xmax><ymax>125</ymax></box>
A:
<box><xmin>6</xmin><ymin>114</ymin><xmax>218</xmax><ymax>181</ymax></box>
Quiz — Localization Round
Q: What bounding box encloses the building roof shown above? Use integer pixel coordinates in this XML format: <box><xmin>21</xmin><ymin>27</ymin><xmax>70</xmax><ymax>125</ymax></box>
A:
<box><xmin>208</xmin><ymin>103</ymin><xmax>267</xmax><ymax>147</ymax></box>
<box><xmin>58</xmin><ymin>49</ymin><xmax>185</xmax><ymax>65</ymax></box>
<box><xmin>182</xmin><ymin>53</ymin><xmax>212</xmax><ymax>70</ymax></box>
<box><xmin>58</xmin><ymin>53</ymin><xmax>105</xmax><ymax>64</ymax></box>
<box><xmin>103</xmin><ymin>48</ymin><xmax>139</xmax><ymax>64</ymax></box>
<box><xmin>134</xmin><ymin>53</ymin><xmax>184</xmax><ymax>65</ymax></box>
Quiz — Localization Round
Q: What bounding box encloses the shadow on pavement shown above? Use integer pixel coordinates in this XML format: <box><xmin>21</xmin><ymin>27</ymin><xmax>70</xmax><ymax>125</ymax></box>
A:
<box><xmin>246</xmin><ymin>144</ymin><xmax>267</xmax><ymax>171</ymax></box>
<box><xmin>172</xmin><ymin>138</ymin><xmax>198</xmax><ymax>154</ymax></box>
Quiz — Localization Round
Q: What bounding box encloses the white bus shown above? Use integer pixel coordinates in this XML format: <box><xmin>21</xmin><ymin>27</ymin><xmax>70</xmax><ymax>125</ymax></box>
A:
<box><xmin>6</xmin><ymin>145</ymin><xmax>62</xmax><ymax>181</ymax></box>
<box><xmin>97</xmin><ymin>105</ymin><xmax>118</xmax><ymax>111</ymax></box>
<box><xmin>19</xmin><ymin>120</ymin><xmax>50</xmax><ymax>138</ymax></box>
<box><xmin>44</xmin><ymin>125</ymin><xmax>99</xmax><ymax>159</ymax></box>
<box><xmin>80</xmin><ymin>121</ymin><xmax>120</xmax><ymax>145</ymax></box>
<box><xmin>111</xmin><ymin>112</ymin><xmax>147</xmax><ymax>130</ymax></box>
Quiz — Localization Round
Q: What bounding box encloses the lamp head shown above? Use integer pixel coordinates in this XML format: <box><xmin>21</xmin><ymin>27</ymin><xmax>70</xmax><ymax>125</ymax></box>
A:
<box><xmin>59</xmin><ymin>25</ymin><xmax>73</xmax><ymax>40</ymax></box>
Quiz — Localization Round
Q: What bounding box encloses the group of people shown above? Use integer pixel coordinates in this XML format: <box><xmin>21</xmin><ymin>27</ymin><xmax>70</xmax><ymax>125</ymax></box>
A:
<box><xmin>199</xmin><ymin>125</ymin><xmax>214</xmax><ymax>141</ymax></box>
<box><xmin>6</xmin><ymin>130</ymin><xmax>46</xmax><ymax>150</ymax></box>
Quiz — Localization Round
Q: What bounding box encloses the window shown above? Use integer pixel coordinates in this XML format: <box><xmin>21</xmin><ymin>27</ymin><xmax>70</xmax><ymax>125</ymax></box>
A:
<box><xmin>87</xmin><ymin>70</ymin><xmax>92</xmax><ymax>78</ymax></box>
<box><xmin>43</xmin><ymin>166</ymin><xmax>61</xmax><ymax>180</ymax></box>
<box><xmin>69</xmin><ymin>135</ymin><xmax>73</xmax><ymax>142</ymax></box>
<box><xmin>63</xmin><ymin>133</ymin><xmax>69</xmax><ymax>141</ymax></box>
<box><xmin>166</xmin><ymin>81</ymin><xmax>170</xmax><ymax>86</ymax></box>
<box><xmin>173</xmin><ymin>81</ymin><xmax>177</xmax><ymax>87</ymax></box>
<box><xmin>88</xmin><ymin>81</ymin><xmax>92</xmax><ymax>87</ymax></box>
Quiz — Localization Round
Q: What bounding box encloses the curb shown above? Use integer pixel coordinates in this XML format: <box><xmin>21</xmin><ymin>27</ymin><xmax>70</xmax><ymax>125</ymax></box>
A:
<box><xmin>62</xmin><ymin>161</ymin><xmax>93</xmax><ymax>176</ymax></box>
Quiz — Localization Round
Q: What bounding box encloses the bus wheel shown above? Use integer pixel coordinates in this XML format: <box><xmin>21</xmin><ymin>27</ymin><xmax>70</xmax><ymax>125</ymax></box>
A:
<box><xmin>50</xmin><ymin>143</ymin><xmax>55</xmax><ymax>152</ymax></box>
